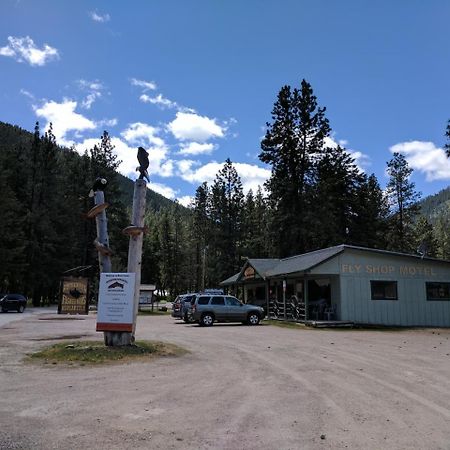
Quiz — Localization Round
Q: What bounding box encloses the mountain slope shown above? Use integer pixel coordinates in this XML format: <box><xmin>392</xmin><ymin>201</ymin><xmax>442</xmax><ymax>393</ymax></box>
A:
<box><xmin>0</xmin><ymin>121</ymin><xmax>179</xmax><ymax>211</ymax></box>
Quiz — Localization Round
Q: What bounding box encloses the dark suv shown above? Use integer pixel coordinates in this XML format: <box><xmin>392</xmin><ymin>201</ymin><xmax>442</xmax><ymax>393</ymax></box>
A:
<box><xmin>171</xmin><ymin>294</ymin><xmax>196</xmax><ymax>321</ymax></box>
<box><xmin>191</xmin><ymin>294</ymin><xmax>264</xmax><ymax>326</ymax></box>
<box><xmin>0</xmin><ymin>294</ymin><xmax>27</xmax><ymax>313</ymax></box>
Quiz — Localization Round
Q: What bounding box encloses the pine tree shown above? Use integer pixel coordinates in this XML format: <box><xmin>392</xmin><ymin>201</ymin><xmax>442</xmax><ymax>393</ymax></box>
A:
<box><xmin>0</xmin><ymin>146</ymin><xmax>26</xmax><ymax>291</ymax></box>
<box><xmin>87</xmin><ymin>131</ymin><xmax>128</xmax><ymax>270</ymax></box>
<box><xmin>311</xmin><ymin>145</ymin><xmax>364</xmax><ymax>248</ymax></box>
<box><xmin>385</xmin><ymin>153</ymin><xmax>420</xmax><ymax>252</ymax></box>
<box><xmin>190</xmin><ymin>182</ymin><xmax>211</xmax><ymax>290</ymax></box>
<box><xmin>260</xmin><ymin>79</ymin><xmax>331</xmax><ymax>256</ymax></box>
<box><xmin>209</xmin><ymin>159</ymin><xmax>244</xmax><ymax>284</ymax></box>
<box><xmin>413</xmin><ymin>216</ymin><xmax>438</xmax><ymax>257</ymax></box>
<box><xmin>434</xmin><ymin>213</ymin><xmax>450</xmax><ymax>259</ymax></box>
<box><xmin>351</xmin><ymin>174</ymin><xmax>389</xmax><ymax>249</ymax></box>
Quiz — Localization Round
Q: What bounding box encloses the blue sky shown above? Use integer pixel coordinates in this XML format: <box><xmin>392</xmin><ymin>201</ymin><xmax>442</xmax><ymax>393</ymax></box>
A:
<box><xmin>1</xmin><ymin>0</ymin><xmax>449</xmax><ymax>205</ymax></box>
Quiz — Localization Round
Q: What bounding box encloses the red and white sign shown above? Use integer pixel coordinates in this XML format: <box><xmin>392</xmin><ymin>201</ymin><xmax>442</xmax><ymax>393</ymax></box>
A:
<box><xmin>96</xmin><ymin>273</ymin><xmax>135</xmax><ymax>332</ymax></box>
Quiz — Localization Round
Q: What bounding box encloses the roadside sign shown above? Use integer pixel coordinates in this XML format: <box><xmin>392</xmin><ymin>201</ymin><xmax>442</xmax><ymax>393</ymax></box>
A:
<box><xmin>96</xmin><ymin>273</ymin><xmax>135</xmax><ymax>332</ymax></box>
<box><xmin>59</xmin><ymin>277</ymin><xmax>89</xmax><ymax>315</ymax></box>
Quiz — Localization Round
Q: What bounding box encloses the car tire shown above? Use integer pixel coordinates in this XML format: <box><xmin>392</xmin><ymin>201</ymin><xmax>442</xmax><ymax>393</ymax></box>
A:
<box><xmin>1</xmin><ymin>308</ymin><xmax>7</xmax><ymax>313</ymax></box>
<box><xmin>247</xmin><ymin>312</ymin><xmax>260</xmax><ymax>325</ymax></box>
<box><xmin>18</xmin><ymin>305</ymin><xmax>25</xmax><ymax>313</ymax></box>
<box><xmin>200</xmin><ymin>313</ymin><xmax>214</xmax><ymax>327</ymax></box>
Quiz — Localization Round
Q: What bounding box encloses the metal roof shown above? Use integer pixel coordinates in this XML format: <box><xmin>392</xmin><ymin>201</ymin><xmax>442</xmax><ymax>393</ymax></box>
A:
<box><xmin>266</xmin><ymin>245</ymin><xmax>345</xmax><ymax>277</ymax></box>
<box><xmin>220</xmin><ymin>273</ymin><xmax>240</xmax><ymax>286</ymax></box>
<box><xmin>220</xmin><ymin>244</ymin><xmax>450</xmax><ymax>285</ymax></box>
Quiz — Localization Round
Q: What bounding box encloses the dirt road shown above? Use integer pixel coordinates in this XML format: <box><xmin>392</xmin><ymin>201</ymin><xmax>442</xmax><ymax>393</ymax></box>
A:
<box><xmin>1</xmin><ymin>312</ymin><xmax>450</xmax><ymax>450</ymax></box>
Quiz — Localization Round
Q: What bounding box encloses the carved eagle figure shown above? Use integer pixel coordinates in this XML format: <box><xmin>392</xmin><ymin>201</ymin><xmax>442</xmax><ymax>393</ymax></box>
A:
<box><xmin>137</xmin><ymin>146</ymin><xmax>150</xmax><ymax>182</ymax></box>
<box><xmin>88</xmin><ymin>178</ymin><xmax>107</xmax><ymax>197</ymax></box>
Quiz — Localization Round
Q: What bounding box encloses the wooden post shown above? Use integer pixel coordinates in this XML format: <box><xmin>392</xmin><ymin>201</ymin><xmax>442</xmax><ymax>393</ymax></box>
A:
<box><xmin>128</xmin><ymin>179</ymin><xmax>147</xmax><ymax>339</ymax></box>
<box><xmin>94</xmin><ymin>191</ymin><xmax>111</xmax><ymax>273</ymax></box>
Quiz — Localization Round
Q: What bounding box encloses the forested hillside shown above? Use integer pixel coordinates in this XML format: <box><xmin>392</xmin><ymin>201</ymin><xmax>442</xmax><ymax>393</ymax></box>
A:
<box><xmin>0</xmin><ymin>122</ymin><xmax>175</xmax><ymax>211</ymax></box>
<box><xmin>419</xmin><ymin>186</ymin><xmax>450</xmax><ymax>224</ymax></box>
<box><xmin>0</xmin><ymin>121</ymin><xmax>184</xmax><ymax>304</ymax></box>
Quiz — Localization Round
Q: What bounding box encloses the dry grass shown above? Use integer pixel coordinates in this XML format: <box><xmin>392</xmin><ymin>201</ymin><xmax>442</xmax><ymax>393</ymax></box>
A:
<box><xmin>27</xmin><ymin>340</ymin><xmax>187</xmax><ymax>366</ymax></box>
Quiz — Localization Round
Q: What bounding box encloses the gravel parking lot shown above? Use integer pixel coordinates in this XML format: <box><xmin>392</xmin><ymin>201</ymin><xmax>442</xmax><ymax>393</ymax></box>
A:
<box><xmin>1</xmin><ymin>311</ymin><xmax>450</xmax><ymax>450</ymax></box>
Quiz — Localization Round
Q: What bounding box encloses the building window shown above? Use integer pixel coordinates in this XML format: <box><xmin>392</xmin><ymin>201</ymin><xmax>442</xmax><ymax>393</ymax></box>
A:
<box><xmin>370</xmin><ymin>281</ymin><xmax>398</xmax><ymax>300</ymax></box>
<box><xmin>426</xmin><ymin>282</ymin><xmax>450</xmax><ymax>301</ymax></box>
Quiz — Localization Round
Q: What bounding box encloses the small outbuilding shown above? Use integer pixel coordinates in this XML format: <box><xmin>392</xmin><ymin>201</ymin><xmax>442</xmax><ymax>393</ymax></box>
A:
<box><xmin>221</xmin><ymin>245</ymin><xmax>450</xmax><ymax>327</ymax></box>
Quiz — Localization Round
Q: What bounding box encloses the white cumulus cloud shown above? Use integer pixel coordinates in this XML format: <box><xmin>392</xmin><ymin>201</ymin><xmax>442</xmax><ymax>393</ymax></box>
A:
<box><xmin>168</xmin><ymin>112</ymin><xmax>225</xmax><ymax>142</ymax></box>
<box><xmin>0</xmin><ymin>36</ymin><xmax>59</xmax><ymax>66</ymax></box>
<box><xmin>34</xmin><ymin>99</ymin><xmax>96</xmax><ymax>145</ymax></box>
<box><xmin>177</xmin><ymin>142</ymin><xmax>216</xmax><ymax>156</ymax></box>
<box><xmin>177</xmin><ymin>195</ymin><xmax>194</xmax><ymax>207</ymax></box>
<box><xmin>148</xmin><ymin>182</ymin><xmax>177</xmax><ymax>199</ymax></box>
<box><xmin>176</xmin><ymin>160</ymin><xmax>270</xmax><ymax>194</ymax></box>
<box><xmin>120</xmin><ymin>122</ymin><xmax>164</xmax><ymax>147</ymax></box>
<box><xmin>390</xmin><ymin>140</ymin><xmax>450</xmax><ymax>181</ymax></box>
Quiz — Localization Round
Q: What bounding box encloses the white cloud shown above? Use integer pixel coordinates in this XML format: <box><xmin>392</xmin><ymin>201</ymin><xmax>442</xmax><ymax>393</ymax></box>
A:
<box><xmin>140</xmin><ymin>93</ymin><xmax>177</xmax><ymax>109</ymax></box>
<box><xmin>89</xmin><ymin>11</ymin><xmax>110</xmax><ymax>23</ymax></box>
<box><xmin>120</xmin><ymin>122</ymin><xmax>164</xmax><ymax>147</ymax></box>
<box><xmin>0</xmin><ymin>36</ymin><xmax>59</xmax><ymax>66</ymax></box>
<box><xmin>177</xmin><ymin>195</ymin><xmax>194</xmax><ymax>207</ymax></box>
<box><xmin>176</xmin><ymin>160</ymin><xmax>270</xmax><ymax>194</ymax></box>
<box><xmin>148</xmin><ymin>182</ymin><xmax>177</xmax><ymax>199</ymax></box>
<box><xmin>20</xmin><ymin>89</ymin><xmax>35</xmax><ymax>100</ymax></box>
<box><xmin>390</xmin><ymin>140</ymin><xmax>450</xmax><ymax>181</ymax></box>
<box><xmin>168</xmin><ymin>112</ymin><xmax>225</xmax><ymax>142</ymax></box>
<box><xmin>130</xmin><ymin>78</ymin><xmax>157</xmax><ymax>91</ymax></box>
<box><xmin>34</xmin><ymin>99</ymin><xmax>96</xmax><ymax>145</ymax></box>
<box><xmin>120</xmin><ymin>122</ymin><xmax>174</xmax><ymax>177</ymax></box>
<box><xmin>177</xmin><ymin>142</ymin><xmax>216</xmax><ymax>156</ymax></box>
<box><xmin>81</xmin><ymin>92</ymin><xmax>101</xmax><ymax>109</ymax></box>
<box><xmin>97</xmin><ymin>118</ymin><xmax>118</xmax><ymax>127</ymax></box>
<box><xmin>77</xmin><ymin>79</ymin><xmax>105</xmax><ymax>109</ymax></box>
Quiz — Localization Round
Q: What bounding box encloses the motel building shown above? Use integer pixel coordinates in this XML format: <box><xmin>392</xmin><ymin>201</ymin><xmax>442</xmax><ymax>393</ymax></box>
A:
<box><xmin>220</xmin><ymin>245</ymin><xmax>450</xmax><ymax>327</ymax></box>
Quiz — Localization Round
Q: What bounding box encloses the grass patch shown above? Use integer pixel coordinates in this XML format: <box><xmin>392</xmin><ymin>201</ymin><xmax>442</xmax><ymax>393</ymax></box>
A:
<box><xmin>27</xmin><ymin>340</ymin><xmax>187</xmax><ymax>366</ymax></box>
<box><xmin>266</xmin><ymin>319</ymin><xmax>307</xmax><ymax>330</ymax></box>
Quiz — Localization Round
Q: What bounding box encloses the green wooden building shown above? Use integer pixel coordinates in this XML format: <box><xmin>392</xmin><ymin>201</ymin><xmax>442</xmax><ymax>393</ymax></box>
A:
<box><xmin>221</xmin><ymin>245</ymin><xmax>450</xmax><ymax>327</ymax></box>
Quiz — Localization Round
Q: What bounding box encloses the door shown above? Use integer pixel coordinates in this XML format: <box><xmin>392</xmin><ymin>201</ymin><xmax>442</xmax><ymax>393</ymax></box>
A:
<box><xmin>210</xmin><ymin>296</ymin><xmax>227</xmax><ymax>320</ymax></box>
<box><xmin>225</xmin><ymin>296</ymin><xmax>244</xmax><ymax>320</ymax></box>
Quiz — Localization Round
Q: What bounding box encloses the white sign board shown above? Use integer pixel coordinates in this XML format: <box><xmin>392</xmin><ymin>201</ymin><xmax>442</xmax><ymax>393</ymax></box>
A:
<box><xmin>96</xmin><ymin>273</ymin><xmax>135</xmax><ymax>332</ymax></box>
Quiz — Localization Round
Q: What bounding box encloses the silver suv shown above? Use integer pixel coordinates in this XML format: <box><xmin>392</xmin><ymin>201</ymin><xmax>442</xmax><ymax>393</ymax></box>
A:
<box><xmin>191</xmin><ymin>294</ymin><xmax>264</xmax><ymax>326</ymax></box>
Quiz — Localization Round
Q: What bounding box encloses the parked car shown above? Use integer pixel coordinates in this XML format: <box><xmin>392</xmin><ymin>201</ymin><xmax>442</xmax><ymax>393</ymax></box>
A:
<box><xmin>171</xmin><ymin>294</ymin><xmax>196</xmax><ymax>320</ymax></box>
<box><xmin>180</xmin><ymin>294</ymin><xmax>196</xmax><ymax>323</ymax></box>
<box><xmin>0</xmin><ymin>294</ymin><xmax>27</xmax><ymax>313</ymax></box>
<box><xmin>191</xmin><ymin>294</ymin><xmax>264</xmax><ymax>326</ymax></box>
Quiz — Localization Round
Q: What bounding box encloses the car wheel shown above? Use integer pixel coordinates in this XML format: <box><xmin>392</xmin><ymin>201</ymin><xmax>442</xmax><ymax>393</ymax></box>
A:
<box><xmin>247</xmin><ymin>312</ymin><xmax>260</xmax><ymax>325</ymax></box>
<box><xmin>1</xmin><ymin>308</ymin><xmax>7</xmax><ymax>313</ymax></box>
<box><xmin>18</xmin><ymin>305</ymin><xmax>25</xmax><ymax>313</ymax></box>
<box><xmin>201</xmin><ymin>313</ymin><xmax>214</xmax><ymax>327</ymax></box>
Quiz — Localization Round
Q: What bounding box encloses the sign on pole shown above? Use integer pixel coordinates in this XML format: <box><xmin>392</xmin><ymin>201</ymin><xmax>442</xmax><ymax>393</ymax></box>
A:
<box><xmin>59</xmin><ymin>277</ymin><xmax>89</xmax><ymax>315</ymax></box>
<box><xmin>96</xmin><ymin>273</ymin><xmax>135</xmax><ymax>332</ymax></box>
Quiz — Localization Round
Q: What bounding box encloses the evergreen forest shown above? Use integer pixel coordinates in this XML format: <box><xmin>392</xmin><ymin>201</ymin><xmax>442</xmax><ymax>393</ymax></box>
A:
<box><xmin>0</xmin><ymin>81</ymin><xmax>449</xmax><ymax>305</ymax></box>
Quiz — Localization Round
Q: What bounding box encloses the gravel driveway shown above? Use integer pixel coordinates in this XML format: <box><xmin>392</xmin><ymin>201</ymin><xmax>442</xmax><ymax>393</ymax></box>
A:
<box><xmin>1</xmin><ymin>312</ymin><xmax>450</xmax><ymax>450</ymax></box>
